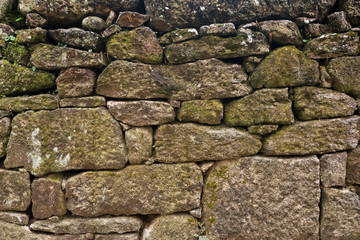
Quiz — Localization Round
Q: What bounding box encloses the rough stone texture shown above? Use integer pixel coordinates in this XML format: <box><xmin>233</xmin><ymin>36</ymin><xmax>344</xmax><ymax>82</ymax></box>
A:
<box><xmin>82</xmin><ymin>16</ymin><xmax>106</xmax><ymax>33</ymax></box>
<box><xmin>305</xmin><ymin>23</ymin><xmax>331</xmax><ymax>38</ymax></box>
<box><xmin>95</xmin><ymin>233</ymin><xmax>139</xmax><ymax>240</ymax></box>
<box><xmin>49</xmin><ymin>28</ymin><xmax>104</xmax><ymax>52</ymax></box>
<box><xmin>199</xmin><ymin>23</ymin><xmax>236</xmax><ymax>37</ymax></box>
<box><xmin>327</xmin><ymin>56</ymin><xmax>360</xmax><ymax>97</ymax></box>
<box><xmin>107</xmin><ymin>27</ymin><xmax>163</xmax><ymax>64</ymax></box>
<box><xmin>116</xmin><ymin>11</ymin><xmax>149</xmax><ymax>28</ymax></box>
<box><xmin>0</xmin><ymin>169</ymin><xmax>31</xmax><ymax>211</ymax></box>
<box><xmin>320</xmin><ymin>152</ymin><xmax>347</xmax><ymax>187</ymax></box>
<box><xmin>3</xmin><ymin>42</ymin><xmax>31</xmax><ymax>66</ymax></box>
<box><xmin>321</xmin><ymin>188</ymin><xmax>360</xmax><ymax>240</ymax></box>
<box><xmin>26</xmin><ymin>13</ymin><xmax>47</xmax><ymax>28</ymax></box>
<box><xmin>258</xmin><ymin>20</ymin><xmax>303</xmax><ymax>46</ymax></box>
<box><xmin>125</xmin><ymin>127</ymin><xmax>153</xmax><ymax>165</ymax></box>
<box><xmin>225</xmin><ymin>88</ymin><xmax>294</xmax><ymax>126</ymax></box>
<box><xmin>32</xmin><ymin>176</ymin><xmax>67</xmax><ymax>219</ymax></box>
<box><xmin>65</xmin><ymin>163</ymin><xmax>203</xmax><ymax>217</ymax></box>
<box><xmin>0</xmin><ymin>0</ymin><xmax>15</xmax><ymax>21</ymax></box>
<box><xmin>320</xmin><ymin>66</ymin><xmax>333</xmax><ymax>88</ymax></box>
<box><xmin>347</xmin><ymin>145</ymin><xmax>360</xmax><ymax>184</ymax></box>
<box><xmin>0</xmin><ymin>94</ymin><xmax>57</xmax><ymax>112</ymax></box>
<box><xmin>165</xmin><ymin>29</ymin><xmax>269</xmax><ymax>64</ymax></box>
<box><xmin>247</xmin><ymin>125</ymin><xmax>279</xmax><ymax>136</ymax></box>
<box><xmin>0</xmin><ymin>117</ymin><xmax>11</xmax><ymax>157</ymax></box>
<box><xmin>102</xmin><ymin>24</ymin><xmax>121</xmax><ymax>38</ymax></box>
<box><xmin>4</xmin><ymin>107</ymin><xmax>127</xmax><ymax>177</ymax></box>
<box><xmin>262</xmin><ymin>116</ymin><xmax>360</xmax><ymax>155</ymax></box>
<box><xmin>328</xmin><ymin>11</ymin><xmax>352</xmax><ymax>32</ymax></box>
<box><xmin>0</xmin><ymin>211</ymin><xmax>29</xmax><ymax>226</ymax></box>
<box><xmin>337</xmin><ymin>0</ymin><xmax>360</xmax><ymax>26</ymax></box>
<box><xmin>19</xmin><ymin>0</ymin><xmax>140</xmax><ymax>26</ymax></box>
<box><xmin>15</xmin><ymin>28</ymin><xmax>47</xmax><ymax>44</ymax></box>
<box><xmin>294</xmin><ymin>86</ymin><xmax>357</xmax><ymax>120</ymax></box>
<box><xmin>0</xmin><ymin>23</ymin><xmax>14</xmax><ymax>39</ymax></box>
<box><xmin>202</xmin><ymin>155</ymin><xmax>320</xmax><ymax>240</ymax></box>
<box><xmin>243</xmin><ymin>56</ymin><xmax>263</xmax><ymax>73</ymax></box>
<box><xmin>142</xmin><ymin>214</ymin><xmax>198</xmax><ymax>240</ymax></box>
<box><xmin>107</xmin><ymin>101</ymin><xmax>175</xmax><ymax>126</ymax></box>
<box><xmin>96</xmin><ymin>59</ymin><xmax>251</xmax><ymax>100</ymax></box>
<box><xmin>30</xmin><ymin>44</ymin><xmax>108</xmax><ymax>70</ymax></box>
<box><xmin>105</xmin><ymin>10</ymin><xmax>116</xmax><ymax>28</ymax></box>
<box><xmin>1</xmin><ymin>220</ymin><xmax>87</xmax><ymax>240</ymax></box>
<box><xmin>0</xmin><ymin>110</ymin><xmax>10</xmax><ymax>118</ymax></box>
<box><xmin>30</xmin><ymin>216</ymin><xmax>142</xmax><ymax>234</ymax></box>
<box><xmin>250</xmin><ymin>46</ymin><xmax>319</xmax><ymax>88</ymax></box>
<box><xmin>56</xmin><ymin>67</ymin><xmax>96</xmax><ymax>98</ymax></box>
<box><xmin>59</xmin><ymin>96</ymin><xmax>106</xmax><ymax>108</ymax></box>
<box><xmin>154</xmin><ymin>123</ymin><xmax>261</xmax><ymax>163</ymax></box>
<box><xmin>303</xmin><ymin>32</ymin><xmax>360</xmax><ymax>59</ymax></box>
<box><xmin>160</xmin><ymin>28</ymin><xmax>199</xmax><ymax>45</ymax></box>
<box><xmin>177</xmin><ymin>99</ymin><xmax>223</xmax><ymax>125</ymax></box>
<box><xmin>0</xmin><ymin>59</ymin><xmax>55</xmax><ymax>96</ymax></box>
<box><xmin>144</xmin><ymin>0</ymin><xmax>336</xmax><ymax>31</ymax></box>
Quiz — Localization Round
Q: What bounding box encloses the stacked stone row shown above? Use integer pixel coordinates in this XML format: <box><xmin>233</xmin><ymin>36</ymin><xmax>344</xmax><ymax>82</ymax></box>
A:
<box><xmin>0</xmin><ymin>0</ymin><xmax>360</xmax><ymax>239</ymax></box>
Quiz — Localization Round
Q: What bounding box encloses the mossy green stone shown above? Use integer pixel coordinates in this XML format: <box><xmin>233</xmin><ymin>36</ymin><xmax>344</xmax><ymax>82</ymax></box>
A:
<box><xmin>0</xmin><ymin>94</ymin><xmax>57</xmax><ymax>112</ymax></box>
<box><xmin>3</xmin><ymin>43</ymin><xmax>31</xmax><ymax>66</ymax></box>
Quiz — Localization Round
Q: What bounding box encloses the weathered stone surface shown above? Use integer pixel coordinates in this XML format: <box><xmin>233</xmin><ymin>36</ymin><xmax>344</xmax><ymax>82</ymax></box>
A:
<box><xmin>202</xmin><ymin>155</ymin><xmax>320</xmax><ymax>239</ymax></box>
<box><xmin>154</xmin><ymin>123</ymin><xmax>261</xmax><ymax>163</ymax></box>
<box><xmin>65</xmin><ymin>163</ymin><xmax>203</xmax><ymax>217</ymax></box>
<box><xmin>177</xmin><ymin>99</ymin><xmax>223</xmax><ymax>125</ymax></box>
<box><xmin>19</xmin><ymin>0</ymin><xmax>140</xmax><ymax>25</ymax></box>
<box><xmin>0</xmin><ymin>117</ymin><xmax>10</xmax><ymax>157</ymax></box>
<box><xmin>30</xmin><ymin>44</ymin><xmax>108</xmax><ymax>70</ymax></box>
<box><xmin>320</xmin><ymin>66</ymin><xmax>333</xmax><ymax>88</ymax></box>
<box><xmin>3</xmin><ymin>42</ymin><xmax>31</xmax><ymax>66</ymax></box>
<box><xmin>96</xmin><ymin>59</ymin><xmax>251</xmax><ymax>100</ymax></box>
<box><xmin>0</xmin><ymin>169</ymin><xmax>31</xmax><ymax>211</ymax></box>
<box><xmin>0</xmin><ymin>110</ymin><xmax>10</xmax><ymax>118</ymax></box>
<box><xmin>0</xmin><ymin>94</ymin><xmax>57</xmax><ymax>112</ymax></box>
<box><xmin>0</xmin><ymin>0</ymin><xmax>15</xmax><ymax>21</ymax></box>
<box><xmin>95</xmin><ymin>233</ymin><xmax>139</xmax><ymax>240</ymax></box>
<box><xmin>337</xmin><ymin>0</ymin><xmax>360</xmax><ymax>26</ymax></box>
<box><xmin>144</xmin><ymin>0</ymin><xmax>336</xmax><ymax>31</ymax></box>
<box><xmin>0</xmin><ymin>59</ymin><xmax>55</xmax><ymax>96</ymax></box>
<box><xmin>304</xmin><ymin>32</ymin><xmax>360</xmax><ymax>59</ymax></box>
<box><xmin>305</xmin><ymin>23</ymin><xmax>331</xmax><ymax>38</ymax></box>
<box><xmin>225</xmin><ymin>88</ymin><xmax>294</xmax><ymax>126</ymax></box>
<box><xmin>327</xmin><ymin>56</ymin><xmax>360</xmax><ymax>97</ymax></box>
<box><xmin>321</xmin><ymin>188</ymin><xmax>360</xmax><ymax>240</ymax></box>
<box><xmin>294</xmin><ymin>86</ymin><xmax>357</xmax><ymax>120</ymax></box>
<box><xmin>250</xmin><ymin>46</ymin><xmax>319</xmax><ymax>88</ymax></box>
<box><xmin>242</xmin><ymin>56</ymin><xmax>263</xmax><ymax>73</ymax></box>
<box><xmin>30</xmin><ymin>216</ymin><xmax>142</xmax><ymax>234</ymax></box>
<box><xmin>165</xmin><ymin>29</ymin><xmax>269</xmax><ymax>64</ymax></box>
<box><xmin>15</xmin><ymin>27</ymin><xmax>47</xmax><ymax>44</ymax></box>
<box><xmin>0</xmin><ymin>211</ymin><xmax>29</xmax><ymax>226</ymax></box>
<box><xmin>199</xmin><ymin>23</ymin><xmax>236</xmax><ymax>37</ymax></box>
<box><xmin>116</xmin><ymin>11</ymin><xmax>149</xmax><ymax>28</ymax></box>
<box><xmin>107</xmin><ymin>27</ymin><xmax>163</xmax><ymax>64</ymax></box>
<box><xmin>320</xmin><ymin>152</ymin><xmax>347</xmax><ymax>187</ymax></box>
<box><xmin>26</xmin><ymin>13</ymin><xmax>47</xmax><ymax>28</ymax></box>
<box><xmin>105</xmin><ymin>10</ymin><xmax>116</xmax><ymax>28</ymax></box>
<box><xmin>142</xmin><ymin>214</ymin><xmax>198</xmax><ymax>240</ymax></box>
<box><xmin>56</xmin><ymin>67</ymin><xmax>96</xmax><ymax>98</ymax></box>
<box><xmin>125</xmin><ymin>127</ymin><xmax>153</xmax><ymax>165</ymax></box>
<box><xmin>4</xmin><ymin>107</ymin><xmax>126</xmax><ymax>177</ymax></box>
<box><xmin>262</xmin><ymin>116</ymin><xmax>360</xmax><ymax>155</ymax></box>
<box><xmin>247</xmin><ymin>125</ymin><xmax>279</xmax><ymax>136</ymax></box>
<box><xmin>258</xmin><ymin>20</ymin><xmax>303</xmax><ymax>46</ymax></box>
<box><xmin>107</xmin><ymin>101</ymin><xmax>175</xmax><ymax>126</ymax></box>
<box><xmin>160</xmin><ymin>28</ymin><xmax>198</xmax><ymax>45</ymax></box>
<box><xmin>60</xmin><ymin>96</ymin><xmax>106</xmax><ymax>108</ymax></box>
<box><xmin>0</xmin><ymin>23</ymin><xmax>14</xmax><ymax>39</ymax></box>
<box><xmin>32</xmin><ymin>176</ymin><xmax>67</xmax><ymax>219</ymax></box>
<box><xmin>102</xmin><ymin>24</ymin><xmax>121</xmax><ymax>38</ymax></box>
<box><xmin>82</xmin><ymin>16</ymin><xmax>106</xmax><ymax>33</ymax></box>
<box><xmin>1</xmin><ymin>220</ymin><xmax>87</xmax><ymax>240</ymax></box>
<box><xmin>347</xmin><ymin>145</ymin><xmax>360</xmax><ymax>184</ymax></box>
<box><xmin>49</xmin><ymin>28</ymin><xmax>104</xmax><ymax>52</ymax></box>
<box><xmin>328</xmin><ymin>11</ymin><xmax>352</xmax><ymax>32</ymax></box>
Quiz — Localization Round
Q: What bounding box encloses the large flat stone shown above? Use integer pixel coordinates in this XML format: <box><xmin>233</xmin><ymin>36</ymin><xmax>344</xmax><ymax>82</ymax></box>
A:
<box><xmin>96</xmin><ymin>59</ymin><xmax>251</xmax><ymax>100</ymax></box>
<box><xmin>144</xmin><ymin>0</ymin><xmax>336</xmax><ymax>31</ymax></box>
<box><xmin>30</xmin><ymin>44</ymin><xmax>108</xmax><ymax>70</ymax></box>
<box><xmin>225</xmin><ymin>88</ymin><xmax>294</xmax><ymax>126</ymax></box>
<box><xmin>0</xmin><ymin>211</ymin><xmax>29</xmax><ymax>226</ymax></box>
<box><xmin>0</xmin><ymin>59</ymin><xmax>55</xmax><ymax>96</ymax></box>
<box><xmin>65</xmin><ymin>164</ymin><xmax>203</xmax><ymax>217</ymax></box>
<box><xmin>4</xmin><ymin>107</ymin><xmax>127</xmax><ymax>177</ymax></box>
<box><xmin>0</xmin><ymin>169</ymin><xmax>31</xmax><ymax>211</ymax></box>
<box><xmin>262</xmin><ymin>116</ymin><xmax>360</xmax><ymax>155</ymax></box>
<box><xmin>321</xmin><ymin>188</ymin><xmax>360</xmax><ymax>240</ymax></box>
<box><xmin>0</xmin><ymin>94</ymin><xmax>57</xmax><ymax>112</ymax></box>
<box><xmin>153</xmin><ymin>123</ymin><xmax>261</xmax><ymax>163</ymax></box>
<box><xmin>164</xmin><ymin>29</ymin><xmax>269</xmax><ymax>64</ymax></box>
<box><xmin>202</xmin><ymin>156</ymin><xmax>320</xmax><ymax>239</ymax></box>
<box><xmin>30</xmin><ymin>216</ymin><xmax>142</xmax><ymax>234</ymax></box>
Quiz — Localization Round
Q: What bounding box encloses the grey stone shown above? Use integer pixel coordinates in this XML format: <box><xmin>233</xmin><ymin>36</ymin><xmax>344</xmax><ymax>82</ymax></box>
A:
<box><xmin>125</xmin><ymin>127</ymin><xmax>153</xmax><ymax>165</ymax></box>
<box><xmin>0</xmin><ymin>211</ymin><xmax>29</xmax><ymax>226</ymax></box>
<box><xmin>189</xmin><ymin>208</ymin><xmax>202</xmax><ymax>218</ymax></box>
<box><xmin>59</xmin><ymin>96</ymin><xmax>106</xmax><ymax>108</ymax></box>
<box><xmin>82</xmin><ymin>16</ymin><xmax>106</xmax><ymax>32</ymax></box>
<box><xmin>258</xmin><ymin>20</ymin><xmax>303</xmax><ymax>46</ymax></box>
<box><xmin>320</xmin><ymin>152</ymin><xmax>347</xmax><ymax>187</ymax></box>
<box><xmin>347</xmin><ymin>145</ymin><xmax>360</xmax><ymax>184</ymax></box>
<box><xmin>95</xmin><ymin>233</ymin><xmax>139</xmax><ymax>240</ymax></box>
<box><xmin>153</xmin><ymin>123</ymin><xmax>262</xmax><ymax>163</ymax></box>
<box><xmin>199</xmin><ymin>23</ymin><xmax>236</xmax><ymax>37</ymax></box>
<box><xmin>65</xmin><ymin>163</ymin><xmax>203</xmax><ymax>217</ymax></box>
<box><xmin>105</xmin><ymin>10</ymin><xmax>116</xmax><ymax>27</ymax></box>
<box><xmin>247</xmin><ymin>125</ymin><xmax>279</xmax><ymax>136</ymax></box>
<box><xmin>199</xmin><ymin>161</ymin><xmax>214</xmax><ymax>173</ymax></box>
<box><xmin>202</xmin><ymin>155</ymin><xmax>320</xmax><ymax>239</ymax></box>
<box><xmin>0</xmin><ymin>94</ymin><xmax>57</xmax><ymax>112</ymax></box>
<box><xmin>159</xmin><ymin>28</ymin><xmax>198</xmax><ymax>45</ymax></box>
<box><xmin>0</xmin><ymin>0</ymin><xmax>15</xmax><ymax>21</ymax></box>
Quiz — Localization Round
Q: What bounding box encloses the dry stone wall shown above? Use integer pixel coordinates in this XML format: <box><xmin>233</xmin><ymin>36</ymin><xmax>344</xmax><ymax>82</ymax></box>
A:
<box><xmin>0</xmin><ymin>0</ymin><xmax>359</xmax><ymax>239</ymax></box>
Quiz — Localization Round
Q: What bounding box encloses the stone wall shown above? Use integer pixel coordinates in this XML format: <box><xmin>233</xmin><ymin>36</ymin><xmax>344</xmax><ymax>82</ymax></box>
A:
<box><xmin>0</xmin><ymin>0</ymin><xmax>359</xmax><ymax>239</ymax></box>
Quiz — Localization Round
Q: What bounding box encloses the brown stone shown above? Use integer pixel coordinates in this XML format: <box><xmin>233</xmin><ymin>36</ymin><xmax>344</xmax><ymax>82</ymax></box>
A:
<box><xmin>82</xmin><ymin>16</ymin><xmax>106</xmax><ymax>33</ymax></box>
<box><xmin>0</xmin><ymin>211</ymin><xmax>29</xmax><ymax>226</ymax></box>
<box><xmin>319</xmin><ymin>66</ymin><xmax>333</xmax><ymax>88</ymax></box>
<box><xmin>125</xmin><ymin>127</ymin><xmax>153</xmax><ymax>165</ymax></box>
<box><xmin>116</xmin><ymin>11</ymin><xmax>149</xmax><ymax>28</ymax></box>
<box><xmin>347</xmin><ymin>145</ymin><xmax>360</xmax><ymax>184</ymax></box>
<box><xmin>258</xmin><ymin>20</ymin><xmax>303</xmax><ymax>46</ymax></box>
<box><xmin>95</xmin><ymin>233</ymin><xmax>139</xmax><ymax>240</ymax></box>
<box><xmin>26</xmin><ymin>13</ymin><xmax>47</xmax><ymax>28</ymax></box>
<box><xmin>0</xmin><ymin>117</ymin><xmax>11</xmax><ymax>157</ymax></box>
<box><xmin>328</xmin><ymin>11</ymin><xmax>352</xmax><ymax>32</ymax></box>
<box><xmin>0</xmin><ymin>23</ymin><xmax>14</xmax><ymax>39</ymax></box>
<box><xmin>320</xmin><ymin>152</ymin><xmax>347</xmax><ymax>187</ymax></box>
<box><xmin>15</xmin><ymin>27</ymin><xmax>47</xmax><ymax>44</ymax></box>
<box><xmin>59</xmin><ymin>96</ymin><xmax>106</xmax><ymax>108</ymax></box>
<box><xmin>0</xmin><ymin>94</ymin><xmax>58</xmax><ymax>112</ymax></box>
<box><xmin>304</xmin><ymin>24</ymin><xmax>331</xmax><ymax>38</ymax></box>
